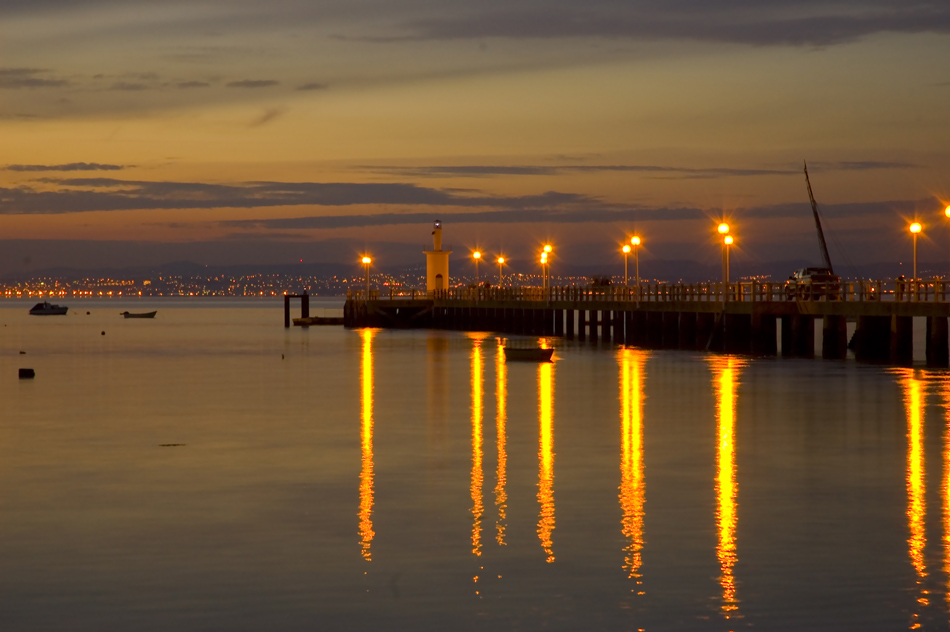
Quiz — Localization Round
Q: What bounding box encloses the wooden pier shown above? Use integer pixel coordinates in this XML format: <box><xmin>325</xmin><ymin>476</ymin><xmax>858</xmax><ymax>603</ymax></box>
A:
<box><xmin>342</xmin><ymin>280</ymin><xmax>950</xmax><ymax>366</ymax></box>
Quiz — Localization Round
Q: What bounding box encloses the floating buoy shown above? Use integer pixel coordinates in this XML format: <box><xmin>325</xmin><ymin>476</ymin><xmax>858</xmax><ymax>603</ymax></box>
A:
<box><xmin>18</xmin><ymin>368</ymin><xmax>35</xmax><ymax>379</ymax></box>
<box><xmin>19</xmin><ymin>351</ymin><xmax>25</xmax><ymax>354</ymax></box>
<box><xmin>101</xmin><ymin>331</ymin><xmax>105</xmax><ymax>336</ymax></box>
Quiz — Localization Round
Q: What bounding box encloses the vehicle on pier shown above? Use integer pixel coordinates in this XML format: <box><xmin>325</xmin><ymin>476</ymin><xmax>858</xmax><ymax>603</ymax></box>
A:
<box><xmin>786</xmin><ymin>161</ymin><xmax>841</xmax><ymax>301</ymax></box>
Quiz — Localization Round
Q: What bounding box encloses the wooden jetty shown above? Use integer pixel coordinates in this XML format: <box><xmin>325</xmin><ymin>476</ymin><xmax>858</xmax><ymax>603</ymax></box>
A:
<box><xmin>343</xmin><ymin>280</ymin><xmax>950</xmax><ymax>366</ymax></box>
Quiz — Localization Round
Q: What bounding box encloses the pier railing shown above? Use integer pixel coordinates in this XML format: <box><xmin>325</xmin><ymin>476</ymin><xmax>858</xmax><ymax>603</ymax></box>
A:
<box><xmin>348</xmin><ymin>279</ymin><xmax>950</xmax><ymax>303</ymax></box>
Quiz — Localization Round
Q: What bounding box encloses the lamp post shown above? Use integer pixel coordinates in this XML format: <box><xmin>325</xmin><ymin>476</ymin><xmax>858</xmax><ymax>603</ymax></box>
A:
<box><xmin>473</xmin><ymin>251</ymin><xmax>481</xmax><ymax>286</ymax></box>
<box><xmin>718</xmin><ymin>223</ymin><xmax>730</xmax><ymax>285</ymax></box>
<box><xmin>497</xmin><ymin>257</ymin><xmax>505</xmax><ymax>287</ymax></box>
<box><xmin>362</xmin><ymin>256</ymin><xmax>371</xmax><ymax>297</ymax></box>
<box><xmin>910</xmin><ymin>222</ymin><xmax>921</xmax><ymax>300</ymax></box>
<box><xmin>724</xmin><ymin>235</ymin><xmax>733</xmax><ymax>285</ymax></box>
<box><xmin>542</xmin><ymin>245</ymin><xmax>552</xmax><ymax>291</ymax></box>
<box><xmin>622</xmin><ymin>244</ymin><xmax>630</xmax><ymax>287</ymax></box>
<box><xmin>631</xmin><ymin>236</ymin><xmax>641</xmax><ymax>303</ymax></box>
<box><xmin>945</xmin><ymin>205</ymin><xmax>950</xmax><ymax>278</ymax></box>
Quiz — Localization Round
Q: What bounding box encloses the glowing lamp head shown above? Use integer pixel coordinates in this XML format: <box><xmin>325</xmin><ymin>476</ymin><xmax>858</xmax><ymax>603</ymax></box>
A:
<box><xmin>497</xmin><ymin>257</ymin><xmax>505</xmax><ymax>264</ymax></box>
<box><xmin>724</xmin><ymin>235</ymin><xmax>734</xmax><ymax>245</ymax></box>
<box><xmin>945</xmin><ymin>205</ymin><xmax>950</xmax><ymax>218</ymax></box>
<box><xmin>540</xmin><ymin>254</ymin><xmax>548</xmax><ymax>263</ymax></box>
<box><xmin>622</xmin><ymin>245</ymin><xmax>631</xmax><ymax>253</ymax></box>
<box><xmin>362</xmin><ymin>256</ymin><xmax>371</xmax><ymax>264</ymax></box>
<box><xmin>631</xmin><ymin>236</ymin><xmax>641</xmax><ymax>246</ymax></box>
<box><xmin>910</xmin><ymin>222</ymin><xmax>922</xmax><ymax>234</ymax></box>
<box><xmin>473</xmin><ymin>251</ymin><xmax>481</xmax><ymax>259</ymax></box>
<box><xmin>718</xmin><ymin>223</ymin><xmax>730</xmax><ymax>235</ymax></box>
<box><xmin>543</xmin><ymin>244</ymin><xmax>552</xmax><ymax>253</ymax></box>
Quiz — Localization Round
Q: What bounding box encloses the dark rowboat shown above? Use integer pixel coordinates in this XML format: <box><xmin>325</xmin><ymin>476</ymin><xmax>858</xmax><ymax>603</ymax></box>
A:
<box><xmin>504</xmin><ymin>347</ymin><xmax>554</xmax><ymax>362</ymax></box>
<box><xmin>121</xmin><ymin>311</ymin><xmax>157</xmax><ymax>319</ymax></box>
<box><xmin>293</xmin><ymin>316</ymin><xmax>344</xmax><ymax>326</ymax></box>
<box><xmin>29</xmin><ymin>301</ymin><xmax>68</xmax><ymax>315</ymax></box>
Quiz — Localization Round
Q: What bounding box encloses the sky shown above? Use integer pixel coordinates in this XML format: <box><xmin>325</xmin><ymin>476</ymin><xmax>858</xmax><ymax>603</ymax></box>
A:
<box><xmin>2</xmin><ymin>0</ymin><xmax>950</xmax><ymax>279</ymax></box>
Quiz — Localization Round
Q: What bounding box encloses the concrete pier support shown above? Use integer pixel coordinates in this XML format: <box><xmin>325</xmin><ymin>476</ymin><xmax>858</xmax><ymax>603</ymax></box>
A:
<box><xmin>782</xmin><ymin>315</ymin><xmax>814</xmax><ymax>357</ymax></box>
<box><xmin>852</xmin><ymin>315</ymin><xmax>891</xmax><ymax>362</ymax></box>
<box><xmin>679</xmin><ymin>312</ymin><xmax>696</xmax><ymax>350</ymax></box>
<box><xmin>601</xmin><ymin>310</ymin><xmax>611</xmax><ymax>344</ymax></box>
<box><xmin>566</xmin><ymin>309</ymin><xmax>575</xmax><ymax>339</ymax></box>
<box><xmin>822</xmin><ymin>315</ymin><xmax>848</xmax><ymax>360</ymax></box>
<box><xmin>724</xmin><ymin>313</ymin><xmax>752</xmax><ymax>354</ymax></box>
<box><xmin>751</xmin><ymin>314</ymin><xmax>777</xmax><ymax>356</ymax></box>
<box><xmin>697</xmin><ymin>312</ymin><xmax>717</xmax><ymax>351</ymax></box>
<box><xmin>662</xmin><ymin>312</ymin><xmax>679</xmax><ymax>349</ymax></box>
<box><xmin>578</xmin><ymin>310</ymin><xmax>587</xmax><ymax>341</ymax></box>
<box><xmin>889</xmin><ymin>316</ymin><xmax>913</xmax><ymax>365</ymax></box>
<box><xmin>927</xmin><ymin>317</ymin><xmax>949</xmax><ymax>367</ymax></box>
<box><xmin>645</xmin><ymin>312</ymin><xmax>664</xmax><ymax>348</ymax></box>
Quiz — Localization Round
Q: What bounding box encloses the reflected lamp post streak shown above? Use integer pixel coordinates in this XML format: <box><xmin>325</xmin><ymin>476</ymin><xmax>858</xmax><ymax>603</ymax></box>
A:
<box><xmin>495</xmin><ymin>338</ymin><xmax>508</xmax><ymax>546</ymax></box>
<box><xmin>537</xmin><ymin>359</ymin><xmax>556</xmax><ymax>563</ymax></box>
<box><xmin>470</xmin><ymin>335</ymin><xmax>485</xmax><ymax>558</ymax></box>
<box><xmin>359</xmin><ymin>328</ymin><xmax>376</xmax><ymax>561</ymax></box>
<box><xmin>946</xmin><ymin>206</ymin><xmax>950</xmax><ymax>278</ymax></box>
<box><xmin>899</xmin><ymin>370</ymin><xmax>928</xmax><ymax>626</ymax></box>
<box><xmin>943</xmin><ymin>378</ymin><xmax>950</xmax><ymax>611</ymax></box>
<box><xmin>619</xmin><ymin>348</ymin><xmax>648</xmax><ymax>587</ymax></box>
<box><xmin>710</xmin><ymin>356</ymin><xmax>742</xmax><ymax>618</ymax></box>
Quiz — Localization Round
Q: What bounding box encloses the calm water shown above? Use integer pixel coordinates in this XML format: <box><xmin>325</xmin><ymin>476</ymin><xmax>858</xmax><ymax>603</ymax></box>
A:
<box><xmin>1</xmin><ymin>300</ymin><xmax>949</xmax><ymax>630</ymax></box>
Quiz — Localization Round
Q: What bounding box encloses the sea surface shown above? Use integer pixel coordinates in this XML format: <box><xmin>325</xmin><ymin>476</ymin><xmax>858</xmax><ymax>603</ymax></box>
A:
<box><xmin>1</xmin><ymin>298</ymin><xmax>949</xmax><ymax>631</ymax></box>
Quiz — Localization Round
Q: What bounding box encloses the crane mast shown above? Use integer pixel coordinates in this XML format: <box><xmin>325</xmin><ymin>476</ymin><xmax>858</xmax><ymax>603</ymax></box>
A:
<box><xmin>804</xmin><ymin>160</ymin><xmax>834</xmax><ymax>274</ymax></box>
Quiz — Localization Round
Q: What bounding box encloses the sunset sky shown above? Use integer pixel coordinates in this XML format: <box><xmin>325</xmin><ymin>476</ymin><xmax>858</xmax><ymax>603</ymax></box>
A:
<box><xmin>2</xmin><ymin>0</ymin><xmax>949</xmax><ymax>277</ymax></box>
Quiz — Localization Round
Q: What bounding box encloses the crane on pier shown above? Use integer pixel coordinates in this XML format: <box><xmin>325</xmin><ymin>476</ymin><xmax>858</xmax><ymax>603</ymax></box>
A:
<box><xmin>786</xmin><ymin>161</ymin><xmax>841</xmax><ymax>300</ymax></box>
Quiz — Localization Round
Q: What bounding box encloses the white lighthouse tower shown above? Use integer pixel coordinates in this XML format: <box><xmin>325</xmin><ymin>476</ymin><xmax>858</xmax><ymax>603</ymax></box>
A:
<box><xmin>424</xmin><ymin>220</ymin><xmax>451</xmax><ymax>293</ymax></box>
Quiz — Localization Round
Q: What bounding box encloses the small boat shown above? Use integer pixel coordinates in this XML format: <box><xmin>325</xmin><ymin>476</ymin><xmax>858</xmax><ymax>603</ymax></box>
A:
<box><xmin>293</xmin><ymin>316</ymin><xmax>344</xmax><ymax>326</ymax></box>
<box><xmin>29</xmin><ymin>301</ymin><xmax>68</xmax><ymax>315</ymax></box>
<box><xmin>504</xmin><ymin>347</ymin><xmax>554</xmax><ymax>362</ymax></box>
<box><xmin>120</xmin><ymin>311</ymin><xmax>157</xmax><ymax>319</ymax></box>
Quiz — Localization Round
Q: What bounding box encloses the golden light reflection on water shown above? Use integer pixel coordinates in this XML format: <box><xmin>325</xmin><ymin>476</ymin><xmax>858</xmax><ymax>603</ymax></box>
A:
<box><xmin>896</xmin><ymin>369</ymin><xmax>928</xmax><ymax>626</ymax></box>
<box><xmin>469</xmin><ymin>334</ymin><xmax>487</xmax><ymax>557</ymax></box>
<box><xmin>943</xmin><ymin>378</ymin><xmax>950</xmax><ymax>613</ymax></box>
<box><xmin>359</xmin><ymin>328</ymin><xmax>376</xmax><ymax>561</ymax></box>
<box><xmin>709</xmin><ymin>355</ymin><xmax>744</xmax><ymax>619</ymax></box>
<box><xmin>618</xmin><ymin>348</ymin><xmax>648</xmax><ymax>588</ymax></box>
<box><xmin>538</xmin><ymin>347</ymin><xmax>556</xmax><ymax>563</ymax></box>
<box><xmin>495</xmin><ymin>338</ymin><xmax>508</xmax><ymax>546</ymax></box>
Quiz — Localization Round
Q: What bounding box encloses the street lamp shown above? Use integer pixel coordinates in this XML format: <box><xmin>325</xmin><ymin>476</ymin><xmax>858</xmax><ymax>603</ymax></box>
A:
<box><xmin>541</xmin><ymin>245</ymin><xmax>552</xmax><ymax>290</ymax></box>
<box><xmin>718</xmin><ymin>224</ymin><xmax>730</xmax><ymax>285</ymax></box>
<box><xmin>945</xmin><ymin>206</ymin><xmax>950</xmax><ymax>278</ymax></box>
<box><xmin>473</xmin><ymin>251</ymin><xmax>481</xmax><ymax>286</ymax></box>
<box><xmin>362</xmin><ymin>256</ymin><xmax>372</xmax><ymax>297</ymax></box>
<box><xmin>631</xmin><ymin>236</ymin><xmax>641</xmax><ymax>303</ymax></box>
<box><xmin>910</xmin><ymin>222</ymin><xmax>921</xmax><ymax>299</ymax></box>
<box><xmin>497</xmin><ymin>257</ymin><xmax>505</xmax><ymax>287</ymax></box>
<box><xmin>622</xmin><ymin>244</ymin><xmax>631</xmax><ymax>286</ymax></box>
<box><xmin>724</xmin><ymin>235</ymin><xmax>734</xmax><ymax>285</ymax></box>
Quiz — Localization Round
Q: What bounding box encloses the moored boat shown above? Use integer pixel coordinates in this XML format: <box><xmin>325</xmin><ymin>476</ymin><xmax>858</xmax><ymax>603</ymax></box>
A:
<box><xmin>293</xmin><ymin>316</ymin><xmax>344</xmax><ymax>326</ymax></box>
<box><xmin>503</xmin><ymin>347</ymin><xmax>554</xmax><ymax>362</ymax></box>
<box><xmin>121</xmin><ymin>311</ymin><xmax>157</xmax><ymax>319</ymax></box>
<box><xmin>29</xmin><ymin>301</ymin><xmax>68</xmax><ymax>315</ymax></box>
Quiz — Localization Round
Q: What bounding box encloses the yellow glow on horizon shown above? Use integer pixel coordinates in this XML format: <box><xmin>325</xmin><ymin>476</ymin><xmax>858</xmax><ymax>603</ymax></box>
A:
<box><xmin>619</xmin><ymin>348</ymin><xmax>649</xmax><ymax>586</ymax></box>
<box><xmin>538</xmin><ymin>357</ymin><xmax>556</xmax><ymax>563</ymax></box>
<box><xmin>709</xmin><ymin>355</ymin><xmax>743</xmax><ymax>619</ymax></box>
<box><xmin>496</xmin><ymin>338</ymin><xmax>508</xmax><ymax>546</ymax></box>
<box><xmin>359</xmin><ymin>328</ymin><xmax>376</xmax><ymax>561</ymax></box>
<box><xmin>470</xmin><ymin>334</ymin><xmax>486</xmax><ymax>557</ymax></box>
